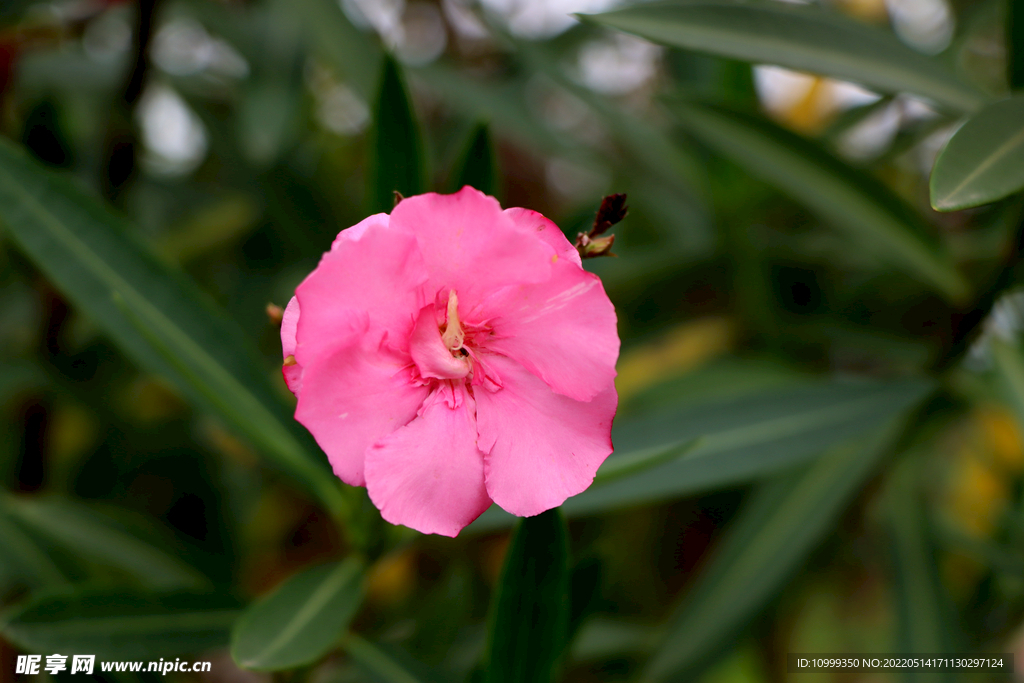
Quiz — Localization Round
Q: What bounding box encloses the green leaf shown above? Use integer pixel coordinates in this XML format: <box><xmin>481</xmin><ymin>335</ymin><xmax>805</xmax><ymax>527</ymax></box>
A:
<box><xmin>930</xmin><ymin>96</ymin><xmax>1024</xmax><ymax>210</ymax></box>
<box><xmin>469</xmin><ymin>378</ymin><xmax>931</xmax><ymax>532</ymax></box>
<box><xmin>991</xmin><ymin>337</ymin><xmax>1024</xmax><ymax>427</ymax></box>
<box><xmin>5</xmin><ymin>496</ymin><xmax>209</xmax><ymax>590</ymax></box>
<box><xmin>486</xmin><ymin>509</ymin><xmax>570</xmax><ymax>683</ymax></box>
<box><xmin>0</xmin><ymin>499</ymin><xmax>67</xmax><ymax>589</ymax></box>
<box><xmin>1</xmin><ymin>588</ymin><xmax>241</xmax><ymax>659</ymax></box>
<box><xmin>344</xmin><ymin>635</ymin><xmax>428</xmax><ymax>683</ymax></box>
<box><xmin>883</xmin><ymin>456</ymin><xmax>958</xmax><ymax>664</ymax></box>
<box><xmin>580</xmin><ymin>0</ymin><xmax>986</xmax><ymax>113</ymax></box>
<box><xmin>369</xmin><ymin>56</ymin><xmax>427</xmax><ymax>214</ymax></box>
<box><xmin>641</xmin><ymin>423</ymin><xmax>901</xmax><ymax>682</ymax></box>
<box><xmin>232</xmin><ymin>558</ymin><xmax>366</xmax><ymax>671</ymax></box>
<box><xmin>0</xmin><ymin>139</ymin><xmax>346</xmax><ymax>516</ymax></box>
<box><xmin>451</xmin><ymin>123</ymin><xmax>498</xmax><ymax>197</ymax></box>
<box><xmin>591</xmin><ymin>438</ymin><xmax>702</xmax><ymax>487</ymax></box>
<box><xmin>666</xmin><ymin>100</ymin><xmax>969</xmax><ymax>302</ymax></box>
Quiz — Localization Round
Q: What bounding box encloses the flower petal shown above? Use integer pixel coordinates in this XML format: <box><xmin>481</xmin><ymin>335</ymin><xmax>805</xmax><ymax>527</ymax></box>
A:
<box><xmin>477</xmin><ymin>263</ymin><xmax>618</xmax><ymax>401</ymax></box>
<box><xmin>409</xmin><ymin>305</ymin><xmax>471</xmax><ymax>380</ymax></box>
<box><xmin>504</xmin><ymin>207</ymin><xmax>581</xmax><ymax>267</ymax></box>
<box><xmin>390</xmin><ymin>187</ymin><xmax>554</xmax><ymax>307</ymax></box>
<box><xmin>330</xmin><ymin>212</ymin><xmax>389</xmax><ymax>250</ymax></box>
<box><xmin>280</xmin><ymin>296</ymin><xmax>303</xmax><ymax>393</ymax></box>
<box><xmin>365</xmin><ymin>385</ymin><xmax>491</xmax><ymax>537</ymax></box>
<box><xmin>295</xmin><ymin>223</ymin><xmax>429</xmax><ymax>363</ymax></box>
<box><xmin>295</xmin><ymin>330</ymin><xmax>429</xmax><ymax>487</ymax></box>
<box><xmin>476</xmin><ymin>354</ymin><xmax>617</xmax><ymax>517</ymax></box>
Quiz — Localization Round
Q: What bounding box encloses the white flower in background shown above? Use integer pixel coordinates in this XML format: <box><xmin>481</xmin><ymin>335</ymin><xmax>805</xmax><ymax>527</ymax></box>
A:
<box><xmin>479</xmin><ymin>0</ymin><xmax>622</xmax><ymax>39</ymax></box>
<box><xmin>137</xmin><ymin>83</ymin><xmax>208</xmax><ymax>176</ymax></box>
<box><xmin>576</xmin><ymin>34</ymin><xmax>662</xmax><ymax>95</ymax></box>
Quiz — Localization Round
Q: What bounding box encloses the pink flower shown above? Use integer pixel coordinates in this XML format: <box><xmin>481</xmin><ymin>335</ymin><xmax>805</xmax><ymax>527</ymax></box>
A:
<box><xmin>281</xmin><ymin>187</ymin><xmax>619</xmax><ymax>537</ymax></box>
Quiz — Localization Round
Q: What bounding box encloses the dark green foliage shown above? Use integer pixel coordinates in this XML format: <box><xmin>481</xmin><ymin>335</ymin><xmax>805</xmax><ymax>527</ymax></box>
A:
<box><xmin>451</xmin><ymin>123</ymin><xmax>499</xmax><ymax>197</ymax></box>
<box><xmin>368</xmin><ymin>56</ymin><xmax>427</xmax><ymax>214</ymax></box>
<box><xmin>486</xmin><ymin>509</ymin><xmax>570</xmax><ymax>683</ymax></box>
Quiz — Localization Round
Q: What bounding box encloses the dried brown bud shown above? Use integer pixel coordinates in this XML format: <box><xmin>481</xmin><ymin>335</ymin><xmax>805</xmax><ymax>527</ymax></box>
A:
<box><xmin>393</xmin><ymin>190</ymin><xmax>405</xmax><ymax>208</ymax></box>
<box><xmin>266</xmin><ymin>302</ymin><xmax>284</xmax><ymax>326</ymax></box>
<box><xmin>591</xmin><ymin>193</ymin><xmax>628</xmax><ymax>236</ymax></box>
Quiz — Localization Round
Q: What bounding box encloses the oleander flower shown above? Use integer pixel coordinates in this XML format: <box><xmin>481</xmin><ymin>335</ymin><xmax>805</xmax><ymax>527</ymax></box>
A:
<box><xmin>281</xmin><ymin>187</ymin><xmax>619</xmax><ymax>536</ymax></box>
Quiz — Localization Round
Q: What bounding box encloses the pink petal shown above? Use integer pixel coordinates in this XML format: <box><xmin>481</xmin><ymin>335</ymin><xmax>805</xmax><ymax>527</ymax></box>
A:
<box><xmin>294</xmin><ymin>332</ymin><xmax>429</xmax><ymax>487</ymax></box>
<box><xmin>281</xmin><ymin>296</ymin><xmax>300</xmax><ymax>357</ymax></box>
<box><xmin>504</xmin><ymin>207</ymin><xmax>581</xmax><ymax>267</ymax></box>
<box><xmin>365</xmin><ymin>385</ymin><xmax>491</xmax><ymax>537</ymax></box>
<box><xmin>473</xmin><ymin>352</ymin><xmax>610</xmax><ymax>518</ymax></box>
<box><xmin>477</xmin><ymin>354</ymin><xmax>617</xmax><ymax>517</ymax></box>
<box><xmin>280</xmin><ymin>296</ymin><xmax>303</xmax><ymax>394</ymax></box>
<box><xmin>330</xmin><ymin>213</ymin><xmax>389</xmax><ymax>250</ymax></box>
<box><xmin>477</xmin><ymin>263</ymin><xmax>619</xmax><ymax>401</ymax></box>
<box><xmin>295</xmin><ymin>224</ymin><xmax>429</xmax><ymax>363</ymax></box>
<box><xmin>389</xmin><ymin>187</ymin><xmax>554</xmax><ymax>308</ymax></box>
<box><xmin>409</xmin><ymin>306</ymin><xmax>470</xmax><ymax>380</ymax></box>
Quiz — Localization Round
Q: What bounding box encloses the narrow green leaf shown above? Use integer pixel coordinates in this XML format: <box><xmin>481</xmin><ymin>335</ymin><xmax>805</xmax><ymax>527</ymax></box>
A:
<box><xmin>666</xmin><ymin>100</ymin><xmax>969</xmax><ymax>302</ymax></box>
<box><xmin>0</xmin><ymin>499</ymin><xmax>67</xmax><ymax>589</ymax></box>
<box><xmin>930</xmin><ymin>96</ymin><xmax>1024</xmax><ymax>210</ymax></box>
<box><xmin>883</xmin><ymin>456</ymin><xmax>958</xmax><ymax>666</ymax></box>
<box><xmin>0</xmin><ymin>139</ymin><xmax>346</xmax><ymax>516</ymax></box>
<box><xmin>1009</xmin><ymin>0</ymin><xmax>1024</xmax><ymax>90</ymax></box>
<box><xmin>344</xmin><ymin>635</ymin><xmax>427</xmax><ymax>683</ymax></box>
<box><xmin>469</xmin><ymin>378</ymin><xmax>931</xmax><ymax>532</ymax></box>
<box><xmin>6</xmin><ymin>496</ymin><xmax>208</xmax><ymax>590</ymax></box>
<box><xmin>990</xmin><ymin>337</ymin><xmax>1024</xmax><ymax>428</ymax></box>
<box><xmin>232</xmin><ymin>558</ymin><xmax>365</xmax><ymax>671</ymax></box>
<box><xmin>451</xmin><ymin>123</ymin><xmax>498</xmax><ymax>197</ymax></box>
<box><xmin>369</xmin><ymin>56</ymin><xmax>427</xmax><ymax>214</ymax></box>
<box><xmin>2</xmin><ymin>588</ymin><xmax>241</xmax><ymax>659</ymax></box>
<box><xmin>642</xmin><ymin>423</ymin><xmax>900</xmax><ymax>682</ymax></box>
<box><xmin>591</xmin><ymin>438</ymin><xmax>702</xmax><ymax>487</ymax></box>
<box><xmin>486</xmin><ymin>509</ymin><xmax>570</xmax><ymax>683</ymax></box>
<box><xmin>580</xmin><ymin>1</ymin><xmax>986</xmax><ymax>113</ymax></box>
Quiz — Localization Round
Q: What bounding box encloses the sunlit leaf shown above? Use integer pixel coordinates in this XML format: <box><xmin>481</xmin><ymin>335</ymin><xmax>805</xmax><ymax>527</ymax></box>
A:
<box><xmin>580</xmin><ymin>1</ymin><xmax>986</xmax><ymax>113</ymax></box>
<box><xmin>642</xmin><ymin>423</ymin><xmax>901</xmax><ymax>681</ymax></box>
<box><xmin>665</xmin><ymin>99</ymin><xmax>969</xmax><ymax>302</ymax></box>
<box><xmin>486</xmin><ymin>509</ymin><xmax>570</xmax><ymax>683</ymax></box>
<box><xmin>930</xmin><ymin>96</ymin><xmax>1024</xmax><ymax>210</ymax></box>
<box><xmin>232</xmin><ymin>559</ymin><xmax>365</xmax><ymax>671</ymax></box>
<box><xmin>369</xmin><ymin>56</ymin><xmax>427</xmax><ymax>214</ymax></box>
<box><xmin>0</xmin><ymin>139</ymin><xmax>347</xmax><ymax>516</ymax></box>
<box><xmin>2</xmin><ymin>588</ymin><xmax>241</xmax><ymax>659</ymax></box>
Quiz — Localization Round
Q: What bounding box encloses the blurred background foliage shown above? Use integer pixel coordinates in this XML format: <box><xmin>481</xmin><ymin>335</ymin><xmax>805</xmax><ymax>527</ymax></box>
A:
<box><xmin>1</xmin><ymin>0</ymin><xmax>1024</xmax><ymax>681</ymax></box>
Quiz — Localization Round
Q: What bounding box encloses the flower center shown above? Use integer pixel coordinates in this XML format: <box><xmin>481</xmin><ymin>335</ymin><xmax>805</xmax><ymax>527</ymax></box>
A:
<box><xmin>440</xmin><ymin>290</ymin><xmax>465</xmax><ymax>354</ymax></box>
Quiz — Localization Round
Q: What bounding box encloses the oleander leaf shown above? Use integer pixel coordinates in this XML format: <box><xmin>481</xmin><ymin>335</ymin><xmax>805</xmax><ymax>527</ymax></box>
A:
<box><xmin>930</xmin><ymin>96</ymin><xmax>1024</xmax><ymax>210</ymax></box>
<box><xmin>485</xmin><ymin>509</ymin><xmax>570</xmax><ymax>683</ymax></box>
<box><xmin>2</xmin><ymin>588</ymin><xmax>241</xmax><ymax>659</ymax></box>
<box><xmin>580</xmin><ymin>0</ymin><xmax>985</xmax><ymax>113</ymax></box>
<box><xmin>666</xmin><ymin>99</ymin><xmax>969</xmax><ymax>302</ymax></box>
<box><xmin>0</xmin><ymin>138</ymin><xmax>346</xmax><ymax>516</ymax></box>
<box><xmin>232</xmin><ymin>558</ymin><xmax>366</xmax><ymax>671</ymax></box>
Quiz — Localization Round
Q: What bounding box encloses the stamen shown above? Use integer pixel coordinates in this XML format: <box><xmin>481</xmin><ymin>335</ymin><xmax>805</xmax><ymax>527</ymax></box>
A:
<box><xmin>441</xmin><ymin>290</ymin><xmax>465</xmax><ymax>352</ymax></box>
